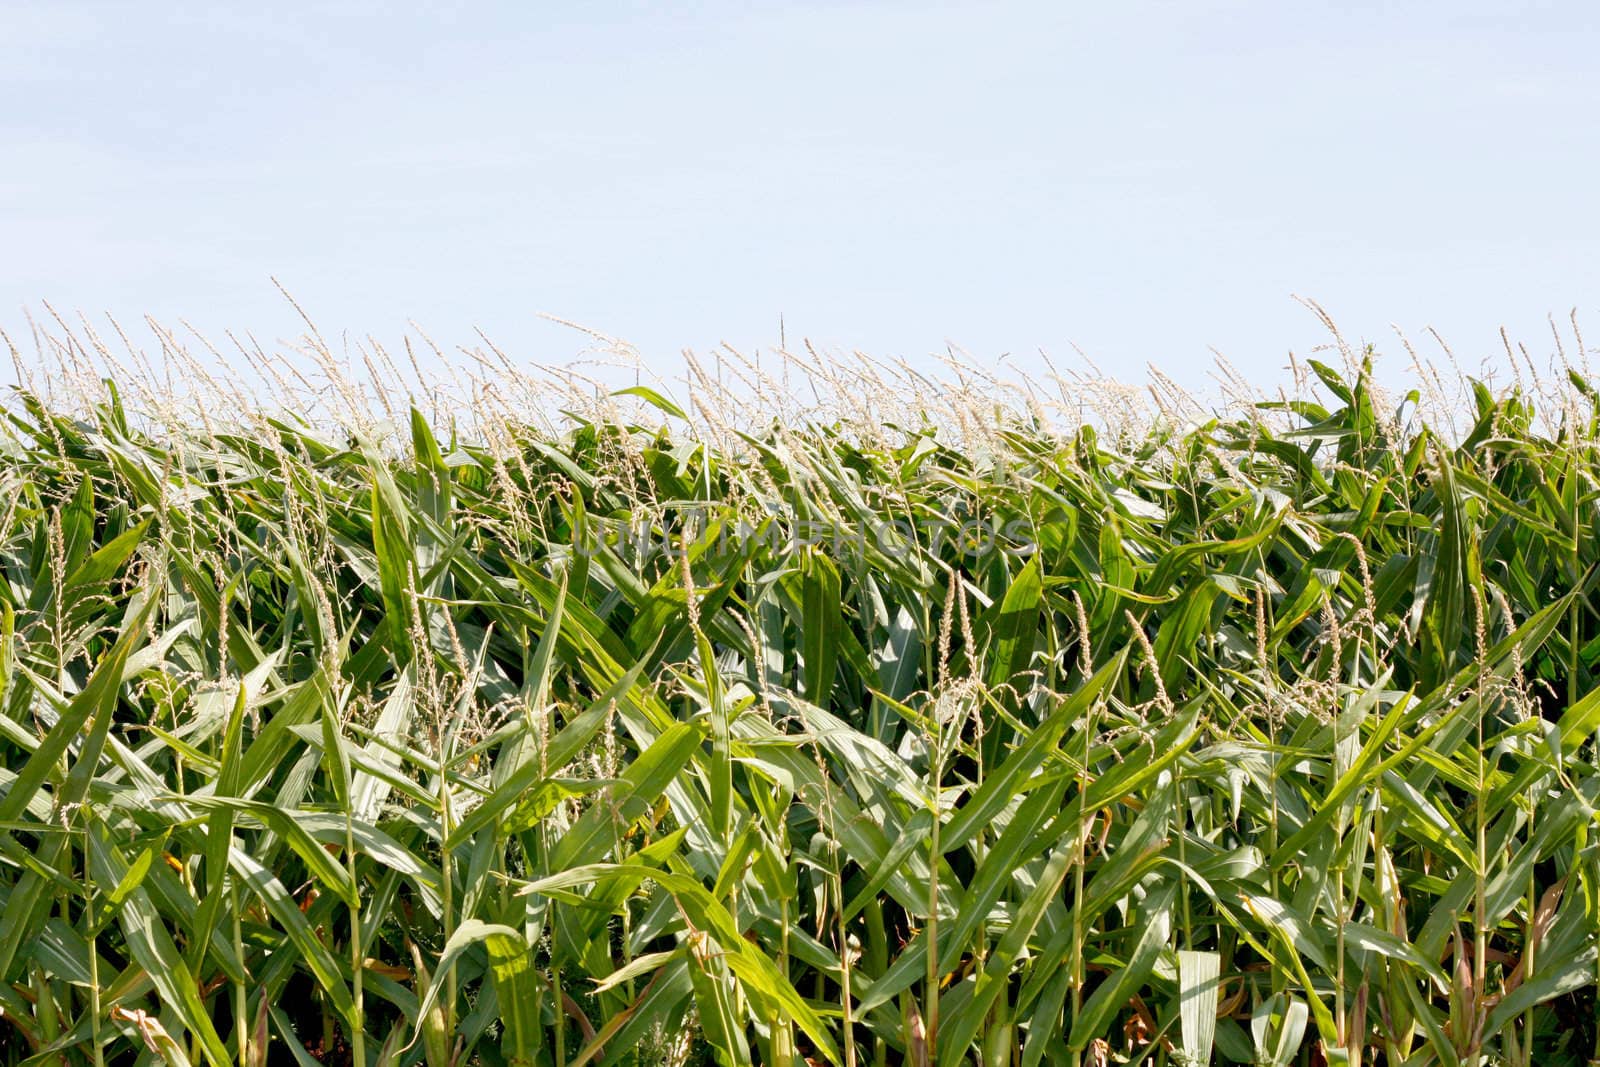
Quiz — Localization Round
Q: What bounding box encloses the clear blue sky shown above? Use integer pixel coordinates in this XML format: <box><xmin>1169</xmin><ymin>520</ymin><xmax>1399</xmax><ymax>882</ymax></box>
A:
<box><xmin>3</xmin><ymin>1</ymin><xmax>1597</xmax><ymax>394</ymax></box>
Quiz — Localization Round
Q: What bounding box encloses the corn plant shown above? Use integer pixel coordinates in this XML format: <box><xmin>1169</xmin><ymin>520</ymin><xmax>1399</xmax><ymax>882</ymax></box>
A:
<box><xmin>0</xmin><ymin>344</ymin><xmax>1598</xmax><ymax>1066</ymax></box>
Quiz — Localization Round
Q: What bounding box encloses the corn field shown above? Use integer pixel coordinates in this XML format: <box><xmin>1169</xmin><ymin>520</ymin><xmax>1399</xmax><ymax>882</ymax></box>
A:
<box><xmin>2</xmin><ymin>341</ymin><xmax>1600</xmax><ymax>1066</ymax></box>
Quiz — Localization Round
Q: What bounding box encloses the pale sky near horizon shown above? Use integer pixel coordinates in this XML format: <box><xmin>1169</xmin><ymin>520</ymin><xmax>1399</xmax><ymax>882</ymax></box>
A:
<box><xmin>3</xmin><ymin>1</ymin><xmax>1598</xmax><ymax>400</ymax></box>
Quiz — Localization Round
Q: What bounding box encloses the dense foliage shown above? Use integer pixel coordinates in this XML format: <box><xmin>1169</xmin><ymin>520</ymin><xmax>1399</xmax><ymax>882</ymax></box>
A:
<box><xmin>2</xmin><ymin>358</ymin><xmax>1599</xmax><ymax>1066</ymax></box>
